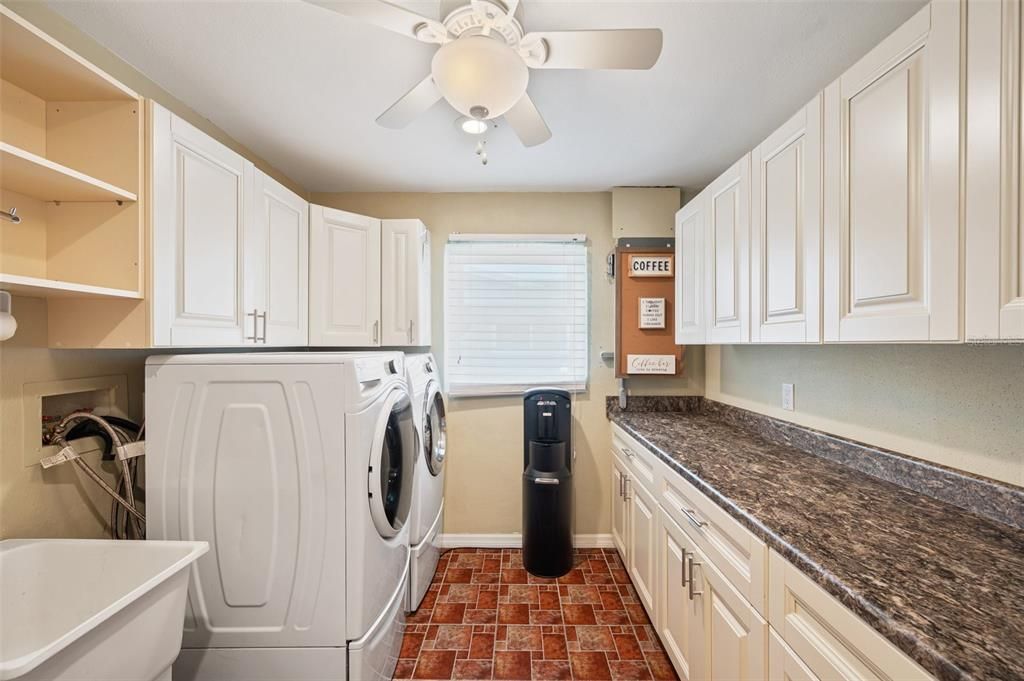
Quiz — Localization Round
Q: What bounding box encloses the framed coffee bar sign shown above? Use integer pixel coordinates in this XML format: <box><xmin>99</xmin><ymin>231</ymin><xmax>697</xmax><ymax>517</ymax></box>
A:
<box><xmin>614</xmin><ymin>239</ymin><xmax>683</xmax><ymax>377</ymax></box>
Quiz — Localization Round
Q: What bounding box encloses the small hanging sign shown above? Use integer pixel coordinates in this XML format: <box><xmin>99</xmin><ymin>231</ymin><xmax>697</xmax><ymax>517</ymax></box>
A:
<box><xmin>626</xmin><ymin>354</ymin><xmax>676</xmax><ymax>375</ymax></box>
<box><xmin>638</xmin><ymin>297</ymin><xmax>666</xmax><ymax>329</ymax></box>
<box><xmin>628</xmin><ymin>254</ymin><xmax>673</xmax><ymax>277</ymax></box>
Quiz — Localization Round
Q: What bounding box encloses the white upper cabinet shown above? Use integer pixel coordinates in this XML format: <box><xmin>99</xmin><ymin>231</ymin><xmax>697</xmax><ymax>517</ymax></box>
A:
<box><xmin>309</xmin><ymin>205</ymin><xmax>381</xmax><ymax>347</ymax></box>
<box><xmin>152</xmin><ymin>104</ymin><xmax>253</xmax><ymax>347</ymax></box>
<box><xmin>675</xmin><ymin>191</ymin><xmax>708</xmax><ymax>344</ymax></box>
<box><xmin>249</xmin><ymin>171</ymin><xmax>309</xmax><ymax>346</ymax></box>
<box><xmin>965</xmin><ymin>0</ymin><xmax>1024</xmax><ymax>341</ymax></box>
<box><xmin>823</xmin><ymin>2</ymin><xmax>961</xmax><ymax>342</ymax></box>
<box><xmin>381</xmin><ymin>219</ymin><xmax>432</xmax><ymax>347</ymax></box>
<box><xmin>706</xmin><ymin>155</ymin><xmax>752</xmax><ymax>344</ymax></box>
<box><xmin>751</xmin><ymin>95</ymin><xmax>823</xmax><ymax>344</ymax></box>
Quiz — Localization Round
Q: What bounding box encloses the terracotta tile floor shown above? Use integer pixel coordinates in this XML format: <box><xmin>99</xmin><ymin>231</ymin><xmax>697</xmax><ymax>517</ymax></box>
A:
<box><xmin>396</xmin><ymin>548</ymin><xmax>680</xmax><ymax>681</ymax></box>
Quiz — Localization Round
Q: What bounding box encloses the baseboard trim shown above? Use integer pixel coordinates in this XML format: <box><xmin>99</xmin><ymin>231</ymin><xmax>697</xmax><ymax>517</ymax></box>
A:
<box><xmin>438</xmin><ymin>533</ymin><xmax>614</xmax><ymax>549</ymax></box>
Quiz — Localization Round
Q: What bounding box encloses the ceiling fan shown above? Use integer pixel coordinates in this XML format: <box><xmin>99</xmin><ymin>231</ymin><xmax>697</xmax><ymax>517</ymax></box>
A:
<box><xmin>306</xmin><ymin>0</ymin><xmax>663</xmax><ymax>147</ymax></box>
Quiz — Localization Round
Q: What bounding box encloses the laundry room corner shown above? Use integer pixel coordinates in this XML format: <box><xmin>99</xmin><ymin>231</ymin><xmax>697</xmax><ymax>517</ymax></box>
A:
<box><xmin>311</xmin><ymin>191</ymin><xmax>705</xmax><ymax>541</ymax></box>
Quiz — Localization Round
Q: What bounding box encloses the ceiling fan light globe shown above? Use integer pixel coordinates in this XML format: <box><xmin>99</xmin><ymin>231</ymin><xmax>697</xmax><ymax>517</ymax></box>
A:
<box><xmin>431</xmin><ymin>35</ymin><xmax>528</xmax><ymax>119</ymax></box>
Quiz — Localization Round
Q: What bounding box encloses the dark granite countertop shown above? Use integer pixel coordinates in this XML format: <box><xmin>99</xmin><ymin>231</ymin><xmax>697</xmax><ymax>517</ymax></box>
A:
<box><xmin>608</xmin><ymin>402</ymin><xmax>1024</xmax><ymax>681</ymax></box>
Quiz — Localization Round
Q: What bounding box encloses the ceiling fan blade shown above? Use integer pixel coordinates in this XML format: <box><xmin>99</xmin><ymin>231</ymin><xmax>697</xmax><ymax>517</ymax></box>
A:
<box><xmin>305</xmin><ymin>0</ymin><xmax>448</xmax><ymax>43</ymax></box>
<box><xmin>524</xmin><ymin>29</ymin><xmax>663</xmax><ymax>70</ymax></box>
<box><xmin>504</xmin><ymin>93</ymin><xmax>551</xmax><ymax>147</ymax></box>
<box><xmin>376</xmin><ymin>75</ymin><xmax>442</xmax><ymax>129</ymax></box>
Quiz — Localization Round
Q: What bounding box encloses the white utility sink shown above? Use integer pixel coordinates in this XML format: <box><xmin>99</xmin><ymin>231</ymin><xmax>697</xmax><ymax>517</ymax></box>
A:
<box><xmin>0</xmin><ymin>539</ymin><xmax>208</xmax><ymax>681</ymax></box>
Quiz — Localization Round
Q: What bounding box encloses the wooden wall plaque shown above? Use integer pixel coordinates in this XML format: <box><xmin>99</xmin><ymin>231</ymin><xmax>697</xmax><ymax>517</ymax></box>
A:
<box><xmin>615</xmin><ymin>242</ymin><xmax>683</xmax><ymax>377</ymax></box>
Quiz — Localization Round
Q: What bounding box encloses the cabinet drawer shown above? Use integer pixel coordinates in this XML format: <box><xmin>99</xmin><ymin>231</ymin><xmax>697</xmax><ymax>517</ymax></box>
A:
<box><xmin>768</xmin><ymin>551</ymin><xmax>933</xmax><ymax>681</ymax></box>
<box><xmin>658</xmin><ymin>460</ymin><xmax>767</xmax><ymax>616</ymax></box>
<box><xmin>612</xmin><ymin>424</ymin><xmax>658</xmax><ymax>492</ymax></box>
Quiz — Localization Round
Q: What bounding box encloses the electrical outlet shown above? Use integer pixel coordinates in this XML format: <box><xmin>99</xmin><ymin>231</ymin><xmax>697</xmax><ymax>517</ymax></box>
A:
<box><xmin>781</xmin><ymin>383</ymin><xmax>795</xmax><ymax>411</ymax></box>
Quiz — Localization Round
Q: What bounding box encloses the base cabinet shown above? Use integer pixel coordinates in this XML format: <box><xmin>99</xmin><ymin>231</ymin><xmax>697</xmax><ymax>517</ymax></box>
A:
<box><xmin>658</xmin><ymin>512</ymin><xmax>703</xmax><ymax>681</ymax></box>
<box><xmin>697</xmin><ymin>550</ymin><xmax>767</xmax><ymax>680</ymax></box>
<box><xmin>769</xmin><ymin>630</ymin><xmax>819</xmax><ymax>681</ymax></box>
<box><xmin>612</xmin><ymin>424</ymin><xmax>934</xmax><ymax>681</ymax></box>
<box><xmin>611</xmin><ymin>453</ymin><xmax>630</xmax><ymax>560</ymax></box>
<box><xmin>627</xmin><ymin>476</ymin><xmax>659</xmax><ymax>616</ymax></box>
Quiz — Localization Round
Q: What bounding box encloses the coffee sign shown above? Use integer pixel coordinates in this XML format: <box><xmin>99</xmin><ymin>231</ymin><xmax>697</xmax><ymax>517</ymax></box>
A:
<box><xmin>628</xmin><ymin>255</ymin><xmax>673</xmax><ymax>277</ymax></box>
<box><xmin>626</xmin><ymin>354</ymin><xmax>676</xmax><ymax>375</ymax></box>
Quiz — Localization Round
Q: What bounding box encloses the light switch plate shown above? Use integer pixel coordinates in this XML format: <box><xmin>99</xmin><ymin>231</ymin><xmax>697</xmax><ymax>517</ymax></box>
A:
<box><xmin>781</xmin><ymin>383</ymin><xmax>794</xmax><ymax>411</ymax></box>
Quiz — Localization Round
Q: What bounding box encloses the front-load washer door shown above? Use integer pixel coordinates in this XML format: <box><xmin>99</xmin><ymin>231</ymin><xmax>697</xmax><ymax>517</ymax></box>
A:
<box><xmin>422</xmin><ymin>383</ymin><xmax>447</xmax><ymax>477</ymax></box>
<box><xmin>369</xmin><ymin>388</ymin><xmax>415</xmax><ymax>538</ymax></box>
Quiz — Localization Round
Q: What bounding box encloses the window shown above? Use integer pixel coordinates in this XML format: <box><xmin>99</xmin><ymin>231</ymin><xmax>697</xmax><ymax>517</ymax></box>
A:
<box><xmin>444</xmin><ymin>234</ymin><xmax>589</xmax><ymax>396</ymax></box>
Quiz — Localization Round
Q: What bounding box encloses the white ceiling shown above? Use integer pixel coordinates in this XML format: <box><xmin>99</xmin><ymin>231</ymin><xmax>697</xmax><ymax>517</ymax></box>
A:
<box><xmin>49</xmin><ymin>0</ymin><xmax>926</xmax><ymax>193</ymax></box>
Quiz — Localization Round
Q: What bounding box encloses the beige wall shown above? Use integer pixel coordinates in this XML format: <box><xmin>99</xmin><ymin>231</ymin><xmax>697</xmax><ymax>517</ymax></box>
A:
<box><xmin>313</xmin><ymin>192</ymin><xmax>703</xmax><ymax>535</ymax></box>
<box><xmin>0</xmin><ymin>298</ymin><xmax>148</xmax><ymax>538</ymax></box>
<box><xmin>706</xmin><ymin>344</ymin><xmax>1024</xmax><ymax>486</ymax></box>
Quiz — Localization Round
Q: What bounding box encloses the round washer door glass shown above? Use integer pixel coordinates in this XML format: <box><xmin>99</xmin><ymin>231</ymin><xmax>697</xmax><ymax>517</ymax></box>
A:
<box><xmin>369</xmin><ymin>390</ymin><xmax>415</xmax><ymax>538</ymax></box>
<box><xmin>424</xmin><ymin>387</ymin><xmax>447</xmax><ymax>476</ymax></box>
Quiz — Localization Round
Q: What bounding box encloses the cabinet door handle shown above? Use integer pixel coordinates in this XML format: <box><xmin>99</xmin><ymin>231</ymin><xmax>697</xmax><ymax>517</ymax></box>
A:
<box><xmin>688</xmin><ymin>556</ymin><xmax>703</xmax><ymax>600</ymax></box>
<box><xmin>245</xmin><ymin>308</ymin><xmax>259</xmax><ymax>342</ymax></box>
<box><xmin>408</xmin><ymin>319</ymin><xmax>414</xmax><ymax>343</ymax></box>
<box><xmin>681</xmin><ymin>550</ymin><xmax>688</xmax><ymax>588</ymax></box>
<box><xmin>623</xmin><ymin>476</ymin><xmax>631</xmax><ymax>500</ymax></box>
<box><xmin>681</xmin><ymin>508</ymin><xmax>707</xmax><ymax>530</ymax></box>
<box><xmin>373</xmin><ymin>320</ymin><xmax>379</xmax><ymax>344</ymax></box>
<box><xmin>258</xmin><ymin>310</ymin><xmax>267</xmax><ymax>344</ymax></box>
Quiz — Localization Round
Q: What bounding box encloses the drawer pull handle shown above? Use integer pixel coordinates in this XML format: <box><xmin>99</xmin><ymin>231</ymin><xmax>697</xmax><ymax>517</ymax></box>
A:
<box><xmin>534</xmin><ymin>477</ymin><xmax>559</xmax><ymax>485</ymax></box>
<box><xmin>622</xmin><ymin>447</ymin><xmax>634</xmax><ymax>459</ymax></box>
<box><xmin>688</xmin><ymin>556</ymin><xmax>703</xmax><ymax>601</ymax></box>
<box><xmin>681</xmin><ymin>508</ymin><xmax>707</xmax><ymax>529</ymax></box>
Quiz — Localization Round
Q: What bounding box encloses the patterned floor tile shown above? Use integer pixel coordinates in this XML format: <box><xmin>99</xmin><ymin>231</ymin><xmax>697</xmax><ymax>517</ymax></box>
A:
<box><xmin>398</xmin><ymin>548</ymin><xmax>678</xmax><ymax>680</ymax></box>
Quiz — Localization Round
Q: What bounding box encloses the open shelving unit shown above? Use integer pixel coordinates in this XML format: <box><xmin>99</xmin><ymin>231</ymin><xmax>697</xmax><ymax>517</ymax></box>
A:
<box><xmin>1</xmin><ymin>5</ymin><xmax>148</xmax><ymax>331</ymax></box>
<box><xmin>1</xmin><ymin>143</ymin><xmax>137</xmax><ymax>204</ymax></box>
<box><xmin>0</xmin><ymin>273</ymin><xmax>143</xmax><ymax>300</ymax></box>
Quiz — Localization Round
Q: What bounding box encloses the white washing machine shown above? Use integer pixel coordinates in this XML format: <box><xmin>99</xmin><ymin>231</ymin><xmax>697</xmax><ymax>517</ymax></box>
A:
<box><xmin>145</xmin><ymin>353</ymin><xmax>415</xmax><ymax>681</ymax></box>
<box><xmin>405</xmin><ymin>353</ymin><xmax>447</xmax><ymax>611</ymax></box>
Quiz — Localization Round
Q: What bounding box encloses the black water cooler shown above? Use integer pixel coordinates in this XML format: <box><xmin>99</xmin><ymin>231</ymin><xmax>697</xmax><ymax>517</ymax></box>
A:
<box><xmin>522</xmin><ymin>388</ymin><xmax>574</xmax><ymax>577</ymax></box>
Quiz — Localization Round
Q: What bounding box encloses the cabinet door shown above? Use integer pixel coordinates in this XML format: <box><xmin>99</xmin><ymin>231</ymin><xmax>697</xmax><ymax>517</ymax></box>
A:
<box><xmin>309</xmin><ymin>205</ymin><xmax>381</xmax><ymax>346</ymax></box>
<box><xmin>611</xmin><ymin>454</ymin><xmax>630</xmax><ymax>561</ymax></box>
<box><xmin>382</xmin><ymin>219</ymin><xmax>431</xmax><ymax>346</ymax></box>
<box><xmin>627</xmin><ymin>476</ymin><xmax>658</xmax><ymax>617</ymax></box>
<box><xmin>966</xmin><ymin>0</ymin><xmax>1024</xmax><ymax>340</ymax></box>
<box><xmin>248</xmin><ymin>171</ymin><xmax>308</xmax><ymax>346</ymax></box>
<box><xmin>751</xmin><ymin>95</ymin><xmax>822</xmax><ymax>344</ymax></box>
<box><xmin>658</xmin><ymin>510</ymin><xmax>703</xmax><ymax>681</ymax></box>
<box><xmin>675</xmin><ymin>191</ymin><xmax>708</xmax><ymax>344</ymax></box>
<box><xmin>706</xmin><ymin>155</ymin><xmax>751</xmax><ymax>344</ymax></box>
<box><xmin>151</xmin><ymin>104</ymin><xmax>252</xmax><ymax>347</ymax></box>
<box><xmin>694</xmin><ymin>548</ymin><xmax>767</xmax><ymax>681</ymax></box>
<box><xmin>768</xmin><ymin>630</ymin><xmax>819</xmax><ymax>681</ymax></box>
<box><xmin>823</xmin><ymin>2</ymin><xmax>961</xmax><ymax>342</ymax></box>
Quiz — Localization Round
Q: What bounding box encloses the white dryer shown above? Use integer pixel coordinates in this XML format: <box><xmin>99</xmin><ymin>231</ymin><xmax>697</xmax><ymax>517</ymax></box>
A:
<box><xmin>145</xmin><ymin>353</ymin><xmax>415</xmax><ymax>681</ymax></box>
<box><xmin>404</xmin><ymin>353</ymin><xmax>447</xmax><ymax>611</ymax></box>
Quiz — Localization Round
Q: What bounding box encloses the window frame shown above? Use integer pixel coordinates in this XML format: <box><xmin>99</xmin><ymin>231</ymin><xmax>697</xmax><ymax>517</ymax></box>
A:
<box><xmin>443</xmin><ymin>233</ymin><xmax>591</xmax><ymax>398</ymax></box>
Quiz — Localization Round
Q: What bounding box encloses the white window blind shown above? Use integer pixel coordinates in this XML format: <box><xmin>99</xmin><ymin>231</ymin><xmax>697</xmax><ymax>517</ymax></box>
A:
<box><xmin>444</xmin><ymin>235</ymin><xmax>589</xmax><ymax>396</ymax></box>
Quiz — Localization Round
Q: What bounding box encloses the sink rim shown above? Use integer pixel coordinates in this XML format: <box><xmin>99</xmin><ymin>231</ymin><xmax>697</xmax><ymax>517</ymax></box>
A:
<box><xmin>0</xmin><ymin>538</ymin><xmax>208</xmax><ymax>680</ymax></box>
